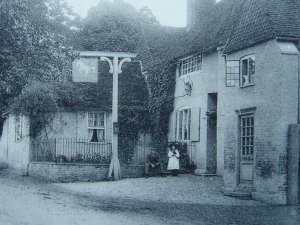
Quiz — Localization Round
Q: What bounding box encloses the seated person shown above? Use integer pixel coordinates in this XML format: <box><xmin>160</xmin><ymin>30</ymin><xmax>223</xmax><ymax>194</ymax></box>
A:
<box><xmin>145</xmin><ymin>152</ymin><xmax>164</xmax><ymax>178</ymax></box>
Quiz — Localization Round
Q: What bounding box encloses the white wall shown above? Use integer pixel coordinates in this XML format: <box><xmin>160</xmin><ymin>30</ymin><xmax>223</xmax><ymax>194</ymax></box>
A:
<box><xmin>0</xmin><ymin>115</ymin><xmax>30</xmax><ymax>173</ymax></box>
<box><xmin>168</xmin><ymin>51</ymin><xmax>221</xmax><ymax>174</ymax></box>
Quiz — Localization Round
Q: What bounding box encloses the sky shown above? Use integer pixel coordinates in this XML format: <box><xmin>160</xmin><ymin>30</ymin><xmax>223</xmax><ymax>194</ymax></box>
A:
<box><xmin>66</xmin><ymin>0</ymin><xmax>187</xmax><ymax>27</ymax></box>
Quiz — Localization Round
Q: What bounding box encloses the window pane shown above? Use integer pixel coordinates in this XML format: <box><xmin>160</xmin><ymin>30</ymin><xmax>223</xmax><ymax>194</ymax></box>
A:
<box><xmin>242</xmin><ymin>59</ymin><xmax>248</xmax><ymax>76</ymax></box>
<box><xmin>241</xmin><ymin>115</ymin><xmax>254</xmax><ymax>159</ymax></box>
<box><xmin>249</xmin><ymin>57</ymin><xmax>255</xmax><ymax>75</ymax></box>
<box><xmin>226</xmin><ymin>60</ymin><xmax>240</xmax><ymax>87</ymax></box>
<box><xmin>179</xmin><ymin>56</ymin><xmax>202</xmax><ymax>76</ymax></box>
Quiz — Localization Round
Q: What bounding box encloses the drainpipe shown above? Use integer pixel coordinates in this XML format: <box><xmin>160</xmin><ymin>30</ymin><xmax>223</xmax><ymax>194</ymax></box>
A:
<box><xmin>298</xmin><ymin>47</ymin><xmax>300</xmax><ymax>124</ymax></box>
<box><xmin>6</xmin><ymin>116</ymin><xmax>9</xmax><ymax>162</ymax></box>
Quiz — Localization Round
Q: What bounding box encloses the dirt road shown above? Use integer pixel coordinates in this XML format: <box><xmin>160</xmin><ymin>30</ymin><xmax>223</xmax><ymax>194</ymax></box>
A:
<box><xmin>0</xmin><ymin>170</ymin><xmax>167</xmax><ymax>225</ymax></box>
<box><xmin>1</xmin><ymin>169</ymin><xmax>300</xmax><ymax>225</ymax></box>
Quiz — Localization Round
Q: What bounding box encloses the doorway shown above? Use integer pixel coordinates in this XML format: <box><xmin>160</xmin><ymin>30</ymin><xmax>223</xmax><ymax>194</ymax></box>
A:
<box><xmin>206</xmin><ymin>93</ymin><xmax>217</xmax><ymax>174</ymax></box>
<box><xmin>239</xmin><ymin>114</ymin><xmax>254</xmax><ymax>184</ymax></box>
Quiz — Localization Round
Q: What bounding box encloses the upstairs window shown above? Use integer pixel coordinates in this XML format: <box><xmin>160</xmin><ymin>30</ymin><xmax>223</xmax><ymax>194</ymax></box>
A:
<box><xmin>225</xmin><ymin>55</ymin><xmax>255</xmax><ymax>87</ymax></box>
<box><xmin>15</xmin><ymin>115</ymin><xmax>22</xmax><ymax>142</ymax></box>
<box><xmin>179</xmin><ymin>55</ymin><xmax>202</xmax><ymax>76</ymax></box>
<box><xmin>88</xmin><ymin>112</ymin><xmax>105</xmax><ymax>142</ymax></box>
<box><xmin>176</xmin><ymin>108</ymin><xmax>191</xmax><ymax>141</ymax></box>
<box><xmin>241</xmin><ymin>55</ymin><xmax>255</xmax><ymax>86</ymax></box>
<box><xmin>225</xmin><ymin>60</ymin><xmax>240</xmax><ymax>87</ymax></box>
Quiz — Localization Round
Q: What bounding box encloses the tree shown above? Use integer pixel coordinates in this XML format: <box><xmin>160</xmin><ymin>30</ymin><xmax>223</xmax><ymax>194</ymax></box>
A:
<box><xmin>76</xmin><ymin>0</ymin><xmax>140</xmax><ymax>52</ymax></box>
<box><xmin>0</xmin><ymin>0</ymin><xmax>78</xmax><ymax>135</ymax></box>
<box><xmin>138</xmin><ymin>6</ymin><xmax>160</xmax><ymax>26</ymax></box>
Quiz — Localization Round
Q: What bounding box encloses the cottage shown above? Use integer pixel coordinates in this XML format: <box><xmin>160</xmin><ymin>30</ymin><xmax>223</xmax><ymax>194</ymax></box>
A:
<box><xmin>168</xmin><ymin>0</ymin><xmax>300</xmax><ymax>205</ymax></box>
<box><xmin>0</xmin><ymin>58</ymin><xmax>151</xmax><ymax>182</ymax></box>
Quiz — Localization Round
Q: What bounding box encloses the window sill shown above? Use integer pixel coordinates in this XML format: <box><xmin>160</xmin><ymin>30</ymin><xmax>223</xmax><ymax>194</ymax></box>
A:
<box><xmin>240</xmin><ymin>84</ymin><xmax>254</xmax><ymax>88</ymax></box>
<box><xmin>177</xmin><ymin>71</ymin><xmax>201</xmax><ymax>78</ymax></box>
<box><xmin>175</xmin><ymin>140</ymin><xmax>191</xmax><ymax>142</ymax></box>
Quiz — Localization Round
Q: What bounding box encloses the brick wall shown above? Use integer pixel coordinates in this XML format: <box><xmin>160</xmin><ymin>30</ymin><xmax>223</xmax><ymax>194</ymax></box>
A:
<box><xmin>28</xmin><ymin>162</ymin><xmax>144</xmax><ymax>182</ymax></box>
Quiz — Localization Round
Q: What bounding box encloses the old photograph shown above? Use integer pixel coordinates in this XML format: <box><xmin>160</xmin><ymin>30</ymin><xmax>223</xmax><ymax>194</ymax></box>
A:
<box><xmin>0</xmin><ymin>0</ymin><xmax>300</xmax><ymax>224</ymax></box>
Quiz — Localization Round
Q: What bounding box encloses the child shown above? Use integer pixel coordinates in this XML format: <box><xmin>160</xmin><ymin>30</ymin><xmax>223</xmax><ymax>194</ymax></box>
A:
<box><xmin>167</xmin><ymin>144</ymin><xmax>180</xmax><ymax>176</ymax></box>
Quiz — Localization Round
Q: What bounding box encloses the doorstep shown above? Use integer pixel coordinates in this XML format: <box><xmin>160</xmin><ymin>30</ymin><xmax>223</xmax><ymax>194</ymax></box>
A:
<box><xmin>224</xmin><ymin>184</ymin><xmax>254</xmax><ymax>200</ymax></box>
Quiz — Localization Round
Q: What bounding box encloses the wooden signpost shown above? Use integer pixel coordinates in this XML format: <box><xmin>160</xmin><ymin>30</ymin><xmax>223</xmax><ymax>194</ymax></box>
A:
<box><xmin>73</xmin><ymin>51</ymin><xmax>137</xmax><ymax>181</ymax></box>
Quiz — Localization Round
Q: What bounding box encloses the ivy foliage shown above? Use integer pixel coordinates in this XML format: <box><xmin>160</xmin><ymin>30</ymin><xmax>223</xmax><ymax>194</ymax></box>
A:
<box><xmin>74</xmin><ymin>0</ymin><xmax>141</xmax><ymax>52</ymax></box>
<box><xmin>0</xmin><ymin>0</ymin><xmax>79</xmax><ymax>135</ymax></box>
<box><xmin>3</xmin><ymin>0</ymin><xmax>184</xmax><ymax>154</ymax></box>
<box><xmin>12</xmin><ymin>61</ymin><xmax>149</xmax><ymax>138</ymax></box>
<box><xmin>73</xmin><ymin>0</ymin><xmax>187</xmax><ymax>153</ymax></box>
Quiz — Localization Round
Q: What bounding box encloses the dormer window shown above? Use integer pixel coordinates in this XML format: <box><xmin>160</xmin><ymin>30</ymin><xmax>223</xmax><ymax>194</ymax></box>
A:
<box><xmin>178</xmin><ymin>55</ymin><xmax>202</xmax><ymax>76</ymax></box>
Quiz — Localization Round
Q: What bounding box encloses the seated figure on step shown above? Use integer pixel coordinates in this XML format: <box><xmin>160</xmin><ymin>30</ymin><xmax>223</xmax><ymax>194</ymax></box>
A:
<box><xmin>145</xmin><ymin>152</ymin><xmax>164</xmax><ymax>178</ymax></box>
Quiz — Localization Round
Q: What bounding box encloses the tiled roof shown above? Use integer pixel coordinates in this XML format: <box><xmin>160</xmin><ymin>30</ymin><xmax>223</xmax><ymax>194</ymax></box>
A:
<box><xmin>170</xmin><ymin>0</ymin><xmax>245</xmax><ymax>60</ymax></box>
<box><xmin>224</xmin><ymin>0</ymin><xmax>300</xmax><ymax>54</ymax></box>
<box><xmin>163</xmin><ymin>0</ymin><xmax>300</xmax><ymax>59</ymax></box>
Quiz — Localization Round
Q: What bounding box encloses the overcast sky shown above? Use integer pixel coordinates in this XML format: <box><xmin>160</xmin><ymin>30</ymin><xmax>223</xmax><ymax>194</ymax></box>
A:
<box><xmin>66</xmin><ymin>0</ymin><xmax>187</xmax><ymax>27</ymax></box>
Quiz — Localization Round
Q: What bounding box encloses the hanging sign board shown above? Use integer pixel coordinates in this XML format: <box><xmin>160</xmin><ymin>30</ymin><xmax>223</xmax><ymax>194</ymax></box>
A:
<box><xmin>72</xmin><ymin>57</ymin><xmax>98</xmax><ymax>83</ymax></box>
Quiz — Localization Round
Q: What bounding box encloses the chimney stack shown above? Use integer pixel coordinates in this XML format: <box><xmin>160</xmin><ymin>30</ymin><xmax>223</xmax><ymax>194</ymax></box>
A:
<box><xmin>187</xmin><ymin>0</ymin><xmax>215</xmax><ymax>31</ymax></box>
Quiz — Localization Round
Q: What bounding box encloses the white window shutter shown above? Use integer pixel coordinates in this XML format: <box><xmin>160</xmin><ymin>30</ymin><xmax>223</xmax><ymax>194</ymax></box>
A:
<box><xmin>190</xmin><ymin>107</ymin><xmax>201</xmax><ymax>142</ymax></box>
<box><xmin>170</xmin><ymin>111</ymin><xmax>178</xmax><ymax>142</ymax></box>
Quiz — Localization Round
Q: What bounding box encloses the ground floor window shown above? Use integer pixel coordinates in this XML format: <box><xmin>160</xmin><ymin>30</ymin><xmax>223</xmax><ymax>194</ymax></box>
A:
<box><xmin>88</xmin><ymin>112</ymin><xmax>106</xmax><ymax>142</ymax></box>
<box><xmin>240</xmin><ymin>114</ymin><xmax>254</xmax><ymax>160</ymax></box>
<box><xmin>176</xmin><ymin>108</ymin><xmax>191</xmax><ymax>141</ymax></box>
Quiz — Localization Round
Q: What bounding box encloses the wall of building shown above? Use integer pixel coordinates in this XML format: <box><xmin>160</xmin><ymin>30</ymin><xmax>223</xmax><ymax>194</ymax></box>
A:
<box><xmin>28</xmin><ymin>162</ymin><xmax>144</xmax><ymax>182</ymax></box>
<box><xmin>168</xmin><ymin>51</ymin><xmax>220</xmax><ymax>174</ymax></box>
<box><xmin>220</xmin><ymin>40</ymin><xmax>299</xmax><ymax>204</ymax></box>
<box><xmin>0</xmin><ymin>115</ymin><xmax>31</xmax><ymax>173</ymax></box>
<box><xmin>36</xmin><ymin>110</ymin><xmax>113</xmax><ymax>143</ymax></box>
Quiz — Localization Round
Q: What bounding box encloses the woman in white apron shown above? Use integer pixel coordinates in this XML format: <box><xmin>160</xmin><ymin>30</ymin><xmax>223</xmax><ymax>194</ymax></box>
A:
<box><xmin>167</xmin><ymin>144</ymin><xmax>180</xmax><ymax>176</ymax></box>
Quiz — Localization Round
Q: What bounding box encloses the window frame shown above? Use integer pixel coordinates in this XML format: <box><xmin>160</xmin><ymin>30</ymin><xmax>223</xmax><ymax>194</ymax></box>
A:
<box><xmin>239</xmin><ymin>113</ymin><xmax>255</xmax><ymax>161</ymax></box>
<box><xmin>176</xmin><ymin>107</ymin><xmax>191</xmax><ymax>141</ymax></box>
<box><xmin>87</xmin><ymin>112</ymin><xmax>106</xmax><ymax>143</ymax></box>
<box><xmin>240</xmin><ymin>55</ymin><xmax>255</xmax><ymax>87</ymax></box>
<box><xmin>225</xmin><ymin>60</ymin><xmax>240</xmax><ymax>87</ymax></box>
<box><xmin>178</xmin><ymin>54</ymin><xmax>202</xmax><ymax>77</ymax></box>
<box><xmin>15</xmin><ymin>115</ymin><xmax>22</xmax><ymax>143</ymax></box>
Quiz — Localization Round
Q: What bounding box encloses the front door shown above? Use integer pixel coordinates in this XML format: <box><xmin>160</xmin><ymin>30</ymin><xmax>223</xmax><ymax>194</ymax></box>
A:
<box><xmin>239</xmin><ymin>114</ymin><xmax>254</xmax><ymax>184</ymax></box>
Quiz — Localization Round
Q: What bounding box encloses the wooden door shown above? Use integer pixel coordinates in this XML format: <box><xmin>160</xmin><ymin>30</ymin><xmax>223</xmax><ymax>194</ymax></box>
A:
<box><xmin>239</xmin><ymin>114</ymin><xmax>254</xmax><ymax>183</ymax></box>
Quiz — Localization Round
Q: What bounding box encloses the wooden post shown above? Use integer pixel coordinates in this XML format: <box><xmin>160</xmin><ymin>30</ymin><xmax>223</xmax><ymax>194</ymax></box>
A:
<box><xmin>111</xmin><ymin>56</ymin><xmax>121</xmax><ymax>180</ymax></box>
<box><xmin>101</xmin><ymin>54</ymin><xmax>135</xmax><ymax>181</ymax></box>
<box><xmin>74</xmin><ymin>51</ymin><xmax>137</xmax><ymax>181</ymax></box>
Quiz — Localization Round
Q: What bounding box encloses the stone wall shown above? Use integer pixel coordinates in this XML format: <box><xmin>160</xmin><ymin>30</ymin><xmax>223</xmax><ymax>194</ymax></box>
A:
<box><xmin>28</xmin><ymin>162</ymin><xmax>144</xmax><ymax>182</ymax></box>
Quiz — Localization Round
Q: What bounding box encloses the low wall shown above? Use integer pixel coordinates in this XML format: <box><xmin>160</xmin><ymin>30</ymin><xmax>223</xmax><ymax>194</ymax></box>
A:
<box><xmin>28</xmin><ymin>162</ymin><xmax>144</xmax><ymax>182</ymax></box>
